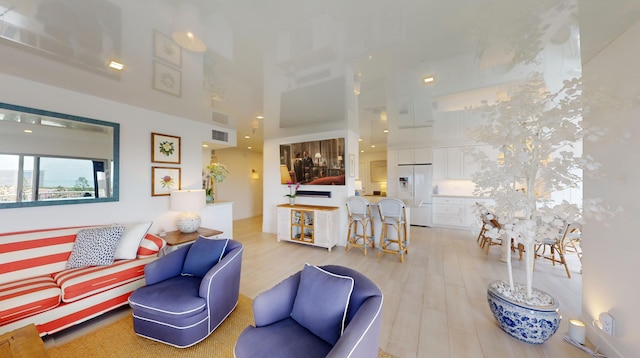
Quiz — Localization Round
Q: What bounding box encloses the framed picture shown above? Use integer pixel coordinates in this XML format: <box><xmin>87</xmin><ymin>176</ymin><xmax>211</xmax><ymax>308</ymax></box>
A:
<box><xmin>153</xmin><ymin>30</ymin><xmax>181</xmax><ymax>67</ymax></box>
<box><xmin>153</xmin><ymin>61</ymin><xmax>181</xmax><ymax>97</ymax></box>
<box><xmin>151</xmin><ymin>132</ymin><xmax>181</xmax><ymax>164</ymax></box>
<box><xmin>349</xmin><ymin>154</ymin><xmax>355</xmax><ymax>177</ymax></box>
<box><xmin>152</xmin><ymin>166</ymin><xmax>181</xmax><ymax>196</ymax></box>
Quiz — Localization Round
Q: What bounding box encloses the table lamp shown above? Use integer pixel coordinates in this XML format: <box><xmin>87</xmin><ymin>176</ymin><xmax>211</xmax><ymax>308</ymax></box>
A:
<box><xmin>315</xmin><ymin>152</ymin><xmax>322</xmax><ymax>165</ymax></box>
<box><xmin>171</xmin><ymin>189</ymin><xmax>206</xmax><ymax>233</ymax></box>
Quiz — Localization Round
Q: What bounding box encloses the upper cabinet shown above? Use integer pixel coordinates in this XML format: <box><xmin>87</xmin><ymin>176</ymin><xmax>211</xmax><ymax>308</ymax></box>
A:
<box><xmin>398</xmin><ymin>148</ymin><xmax>432</xmax><ymax>165</ymax></box>
<box><xmin>433</xmin><ymin>147</ymin><xmax>463</xmax><ymax>179</ymax></box>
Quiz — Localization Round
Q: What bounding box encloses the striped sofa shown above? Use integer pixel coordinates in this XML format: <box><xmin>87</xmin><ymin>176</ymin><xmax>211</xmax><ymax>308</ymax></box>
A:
<box><xmin>0</xmin><ymin>226</ymin><xmax>165</xmax><ymax>336</ymax></box>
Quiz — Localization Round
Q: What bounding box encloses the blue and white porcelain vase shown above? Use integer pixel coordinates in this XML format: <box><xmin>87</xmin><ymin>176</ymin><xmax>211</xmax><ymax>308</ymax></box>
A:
<box><xmin>487</xmin><ymin>280</ymin><xmax>560</xmax><ymax>344</ymax></box>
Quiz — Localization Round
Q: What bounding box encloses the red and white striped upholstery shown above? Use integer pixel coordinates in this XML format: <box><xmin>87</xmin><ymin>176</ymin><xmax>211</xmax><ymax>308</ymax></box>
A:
<box><xmin>0</xmin><ymin>276</ymin><xmax>61</xmax><ymax>325</ymax></box>
<box><xmin>0</xmin><ymin>226</ymin><xmax>165</xmax><ymax>336</ymax></box>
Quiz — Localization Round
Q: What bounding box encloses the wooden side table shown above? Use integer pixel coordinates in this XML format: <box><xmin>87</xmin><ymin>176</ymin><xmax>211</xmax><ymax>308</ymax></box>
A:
<box><xmin>0</xmin><ymin>324</ymin><xmax>47</xmax><ymax>358</ymax></box>
<box><xmin>161</xmin><ymin>227</ymin><xmax>223</xmax><ymax>255</ymax></box>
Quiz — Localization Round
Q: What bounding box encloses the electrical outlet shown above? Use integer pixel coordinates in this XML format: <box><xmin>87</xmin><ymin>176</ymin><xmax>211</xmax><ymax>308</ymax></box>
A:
<box><xmin>599</xmin><ymin>312</ymin><xmax>615</xmax><ymax>336</ymax></box>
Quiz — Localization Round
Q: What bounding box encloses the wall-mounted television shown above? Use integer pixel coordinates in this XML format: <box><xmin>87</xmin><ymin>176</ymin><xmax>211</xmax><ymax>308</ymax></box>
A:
<box><xmin>280</xmin><ymin>138</ymin><xmax>345</xmax><ymax>185</ymax></box>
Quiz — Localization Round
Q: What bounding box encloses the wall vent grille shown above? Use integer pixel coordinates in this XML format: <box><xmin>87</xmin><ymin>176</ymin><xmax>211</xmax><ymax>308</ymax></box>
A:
<box><xmin>211</xmin><ymin>130</ymin><xmax>228</xmax><ymax>142</ymax></box>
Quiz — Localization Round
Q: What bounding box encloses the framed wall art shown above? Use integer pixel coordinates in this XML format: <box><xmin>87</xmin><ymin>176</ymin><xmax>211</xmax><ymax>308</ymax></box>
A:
<box><xmin>153</xmin><ymin>61</ymin><xmax>181</xmax><ymax>97</ymax></box>
<box><xmin>151</xmin><ymin>132</ymin><xmax>181</xmax><ymax>164</ymax></box>
<box><xmin>152</xmin><ymin>166</ymin><xmax>181</xmax><ymax>196</ymax></box>
<box><xmin>153</xmin><ymin>30</ymin><xmax>181</xmax><ymax>67</ymax></box>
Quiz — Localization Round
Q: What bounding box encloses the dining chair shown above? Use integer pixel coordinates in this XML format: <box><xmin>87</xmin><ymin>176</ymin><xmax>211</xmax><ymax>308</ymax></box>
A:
<box><xmin>345</xmin><ymin>196</ymin><xmax>375</xmax><ymax>255</ymax></box>
<box><xmin>376</xmin><ymin>198</ymin><xmax>409</xmax><ymax>263</ymax></box>
<box><xmin>534</xmin><ymin>222</ymin><xmax>575</xmax><ymax>278</ymax></box>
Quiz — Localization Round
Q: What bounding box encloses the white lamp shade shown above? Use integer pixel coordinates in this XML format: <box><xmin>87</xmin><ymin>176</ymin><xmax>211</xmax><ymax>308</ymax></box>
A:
<box><xmin>171</xmin><ymin>190</ymin><xmax>206</xmax><ymax>212</ymax></box>
<box><xmin>354</xmin><ymin>180</ymin><xmax>363</xmax><ymax>190</ymax></box>
<box><xmin>172</xmin><ymin>1</ymin><xmax>207</xmax><ymax>52</ymax></box>
<box><xmin>314</xmin><ymin>153</ymin><xmax>322</xmax><ymax>159</ymax></box>
<box><xmin>171</xmin><ymin>190</ymin><xmax>205</xmax><ymax>233</ymax></box>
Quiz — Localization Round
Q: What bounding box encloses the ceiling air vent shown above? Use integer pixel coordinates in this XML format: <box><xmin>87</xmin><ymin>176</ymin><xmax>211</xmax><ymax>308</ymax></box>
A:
<box><xmin>211</xmin><ymin>130</ymin><xmax>229</xmax><ymax>142</ymax></box>
<box><xmin>212</xmin><ymin>110</ymin><xmax>229</xmax><ymax>125</ymax></box>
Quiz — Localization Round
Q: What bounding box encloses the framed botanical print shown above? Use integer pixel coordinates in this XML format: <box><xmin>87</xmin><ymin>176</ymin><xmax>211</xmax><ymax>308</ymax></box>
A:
<box><xmin>153</xmin><ymin>30</ymin><xmax>181</xmax><ymax>67</ymax></box>
<box><xmin>153</xmin><ymin>61</ymin><xmax>181</xmax><ymax>97</ymax></box>
<box><xmin>152</xmin><ymin>166</ymin><xmax>181</xmax><ymax>196</ymax></box>
<box><xmin>151</xmin><ymin>132</ymin><xmax>181</xmax><ymax>164</ymax></box>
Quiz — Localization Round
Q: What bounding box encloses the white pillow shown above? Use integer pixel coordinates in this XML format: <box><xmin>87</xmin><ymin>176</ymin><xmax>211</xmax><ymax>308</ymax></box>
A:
<box><xmin>113</xmin><ymin>222</ymin><xmax>152</xmax><ymax>260</ymax></box>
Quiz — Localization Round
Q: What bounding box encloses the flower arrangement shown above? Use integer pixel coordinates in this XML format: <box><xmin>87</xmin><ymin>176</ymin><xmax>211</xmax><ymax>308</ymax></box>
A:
<box><xmin>203</xmin><ymin>163</ymin><xmax>229</xmax><ymax>197</ymax></box>
<box><xmin>285</xmin><ymin>182</ymin><xmax>300</xmax><ymax>198</ymax></box>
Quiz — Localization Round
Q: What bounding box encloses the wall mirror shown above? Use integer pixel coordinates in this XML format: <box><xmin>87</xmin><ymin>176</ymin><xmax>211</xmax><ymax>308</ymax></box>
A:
<box><xmin>279</xmin><ymin>138</ymin><xmax>345</xmax><ymax>185</ymax></box>
<box><xmin>0</xmin><ymin>102</ymin><xmax>119</xmax><ymax>209</ymax></box>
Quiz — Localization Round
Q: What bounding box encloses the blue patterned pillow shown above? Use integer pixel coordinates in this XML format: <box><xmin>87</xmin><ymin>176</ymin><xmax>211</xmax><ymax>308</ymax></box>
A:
<box><xmin>66</xmin><ymin>226</ymin><xmax>125</xmax><ymax>269</ymax></box>
<box><xmin>181</xmin><ymin>237</ymin><xmax>228</xmax><ymax>277</ymax></box>
<box><xmin>290</xmin><ymin>264</ymin><xmax>354</xmax><ymax>345</ymax></box>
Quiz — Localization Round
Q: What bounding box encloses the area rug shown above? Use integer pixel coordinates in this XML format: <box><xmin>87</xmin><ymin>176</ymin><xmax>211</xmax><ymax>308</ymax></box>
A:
<box><xmin>47</xmin><ymin>294</ymin><xmax>395</xmax><ymax>357</ymax></box>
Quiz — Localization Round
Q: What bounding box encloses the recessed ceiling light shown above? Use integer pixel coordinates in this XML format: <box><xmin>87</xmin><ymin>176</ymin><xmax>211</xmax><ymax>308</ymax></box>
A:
<box><xmin>108</xmin><ymin>60</ymin><xmax>124</xmax><ymax>71</ymax></box>
<box><xmin>247</xmin><ymin>146</ymin><xmax>252</xmax><ymax>150</ymax></box>
<box><xmin>358</xmin><ymin>138</ymin><xmax>363</xmax><ymax>142</ymax></box>
<box><xmin>422</xmin><ymin>76</ymin><xmax>435</xmax><ymax>84</ymax></box>
<box><xmin>244</xmin><ymin>135</ymin><xmax>250</xmax><ymax>139</ymax></box>
<box><xmin>23</xmin><ymin>129</ymin><xmax>32</xmax><ymax>133</ymax></box>
<box><xmin>371</xmin><ymin>145</ymin><xmax>375</xmax><ymax>148</ymax></box>
<box><xmin>361</xmin><ymin>150</ymin><xmax>364</xmax><ymax>153</ymax></box>
<box><xmin>256</xmin><ymin>115</ymin><xmax>264</xmax><ymax>119</ymax></box>
<box><xmin>383</xmin><ymin>129</ymin><xmax>389</xmax><ymax>133</ymax></box>
<box><xmin>202</xmin><ymin>144</ymin><xmax>208</xmax><ymax>148</ymax></box>
<box><xmin>368</xmin><ymin>55</ymin><xmax>373</xmax><ymax>60</ymax></box>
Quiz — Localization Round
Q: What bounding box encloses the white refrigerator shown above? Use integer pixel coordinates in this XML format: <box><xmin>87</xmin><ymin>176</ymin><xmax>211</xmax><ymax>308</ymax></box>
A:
<box><xmin>397</xmin><ymin>164</ymin><xmax>433</xmax><ymax>227</ymax></box>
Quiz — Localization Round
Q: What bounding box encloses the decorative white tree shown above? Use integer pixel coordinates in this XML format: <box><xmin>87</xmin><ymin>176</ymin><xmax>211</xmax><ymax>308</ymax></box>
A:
<box><xmin>469</xmin><ymin>73</ymin><xmax>588</xmax><ymax>303</ymax></box>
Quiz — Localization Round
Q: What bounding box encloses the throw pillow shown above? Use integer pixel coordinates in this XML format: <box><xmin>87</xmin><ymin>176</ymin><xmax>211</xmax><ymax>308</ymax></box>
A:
<box><xmin>181</xmin><ymin>237</ymin><xmax>228</xmax><ymax>277</ymax></box>
<box><xmin>113</xmin><ymin>222</ymin><xmax>152</xmax><ymax>260</ymax></box>
<box><xmin>290</xmin><ymin>263</ymin><xmax>354</xmax><ymax>345</ymax></box>
<box><xmin>66</xmin><ymin>226</ymin><xmax>125</xmax><ymax>269</ymax></box>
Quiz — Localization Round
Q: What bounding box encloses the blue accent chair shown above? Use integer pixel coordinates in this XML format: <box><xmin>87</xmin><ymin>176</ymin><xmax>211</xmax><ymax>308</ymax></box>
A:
<box><xmin>234</xmin><ymin>265</ymin><xmax>383</xmax><ymax>358</ymax></box>
<box><xmin>128</xmin><ymin>238</ymin><xmax>243</xmax><ymax>348</ymax></box>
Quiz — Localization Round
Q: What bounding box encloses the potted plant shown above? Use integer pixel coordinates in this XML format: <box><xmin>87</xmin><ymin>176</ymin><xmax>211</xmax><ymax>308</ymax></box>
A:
<box><xmin>284</xmin><ymin>182</ymin><xmax>300</xmax><ymax>205</ymax></box>
<box><xmin>203</xmin><ymin>162</ymin><xmax>229</xmax><ymax>202</ymax></box>
<box><xmin>469</xmin><ymin>72</ymin><xmax>589</xmax><ymax>343</ymax></box>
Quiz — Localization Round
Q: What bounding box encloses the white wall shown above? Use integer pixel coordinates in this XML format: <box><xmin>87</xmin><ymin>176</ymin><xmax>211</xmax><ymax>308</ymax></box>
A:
<box><xmin>0</xmin><ymin>73</ymin><xmax>235</xmax><ymax>235</ymax></box>
<box><xmin>582</xmin><ymin>19</ymin><xmax>640</xmax><ymax>357</ymax></box>
<box><xmin>204</xmin><ymin>147</ymin><xmax>263</xmax><ymax>220</ymax></box>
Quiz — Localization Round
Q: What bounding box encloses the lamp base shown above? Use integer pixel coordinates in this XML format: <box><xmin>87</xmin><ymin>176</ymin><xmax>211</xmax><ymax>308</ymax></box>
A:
<box><xmin>176</xmin><ymin>211</ymin><xmax>201</xmax><ymax>233</ymax></box>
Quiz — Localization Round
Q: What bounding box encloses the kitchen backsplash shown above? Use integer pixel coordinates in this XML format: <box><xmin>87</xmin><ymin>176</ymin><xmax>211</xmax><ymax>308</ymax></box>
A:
<box><xmin>432</xmin><ymin>180</ymin><xmax>477</xmax><ymax>196</ymax></box>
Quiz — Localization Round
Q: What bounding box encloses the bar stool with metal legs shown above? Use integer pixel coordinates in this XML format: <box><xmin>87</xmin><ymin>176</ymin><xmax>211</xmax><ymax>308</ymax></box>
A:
<box><xmin>377</xmin><ymin>198</ymin><xmax>409</xmax><ymax>263</ymax></box>
<box><xmin>345</xmin><ymin>196</ymin><xmax>375</xmax><ymax>255</ymax></box>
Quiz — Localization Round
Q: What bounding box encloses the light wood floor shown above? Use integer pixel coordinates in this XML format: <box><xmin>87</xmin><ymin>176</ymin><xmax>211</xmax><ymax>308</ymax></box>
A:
<box><xmin>46</xmin><ymin>215</ymin><xmax>586</xmax><ymax>357</ymax></box>
<box><xmin>235</xmin><ymin>216</ymin><xmax>585</xmax><ymax>358</ymax></box>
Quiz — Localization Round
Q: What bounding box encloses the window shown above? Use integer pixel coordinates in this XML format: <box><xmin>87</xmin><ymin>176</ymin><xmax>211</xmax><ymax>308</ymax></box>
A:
<box><xmin>0</xmin><ymin>154</ymin><xmax>111</xmax><ymax>203</ymax></box>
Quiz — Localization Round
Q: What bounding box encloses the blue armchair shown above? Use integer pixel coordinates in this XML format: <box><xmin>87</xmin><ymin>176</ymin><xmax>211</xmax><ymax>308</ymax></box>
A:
<box><xmin>128</xmin><ymin>237</ymin><xmax>243</xmax><ymax>348</ymax></box>
<box><xmin>234</xmin><ymin>264</ymin><xmax>383</xmax><ymax>358</ymax></box>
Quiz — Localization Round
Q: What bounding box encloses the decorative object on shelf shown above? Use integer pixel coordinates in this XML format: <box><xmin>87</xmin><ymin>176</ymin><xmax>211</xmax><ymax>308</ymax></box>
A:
<box><xmin>470</xmin><ymin>71</ymin><xmax>611</xmax><ymax>343</ymax></box>
<box><xmin>151</xmin><ymin>132</ymin><xmax>181</xmax><ymax>164</ymax></box>
<box><xmin>153</xmin><ymin>30</ymin><xmax>181</xmax><ymax>67</ymax></box>
<box><xmin>170</xmin><ymin>189</ymin><xmax>206</xmax><ymax>233</ymax></box>
<box><xmin>285</xmin><ymin>182</ymin><xmax>300</xmax><ymax>205</ymax></box>
<box><xmin>152</xmin><ymin>166</ymin><xmax>181</xmax><ymax>196</ymax></box>
<box><xmin>203</xmin><ymin>162</ymin><xmax>229</xmax><ymax>202</ymax></box>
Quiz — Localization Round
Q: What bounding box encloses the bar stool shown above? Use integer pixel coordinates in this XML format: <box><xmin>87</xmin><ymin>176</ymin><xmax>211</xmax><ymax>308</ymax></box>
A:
<box><xmin>345</xmin><ymin>196</ymin><xmax>375</xmax><ymax>255</ymax></box>
<box><xmin>377</xmin><ymin>198</ymin><xmax>409</xmax><ymax>263</ymax></box>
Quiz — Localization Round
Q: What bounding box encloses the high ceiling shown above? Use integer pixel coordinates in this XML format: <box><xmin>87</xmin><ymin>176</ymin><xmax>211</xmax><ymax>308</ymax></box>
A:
<box><xmin>1</xmin><ymin>0</ymin><xmax>639</xmax><ymax>153</ymax></box>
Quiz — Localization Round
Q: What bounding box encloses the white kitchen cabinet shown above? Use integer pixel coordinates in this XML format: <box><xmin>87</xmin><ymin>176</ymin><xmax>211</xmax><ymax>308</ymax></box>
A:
<box><xmin>432</xmin><ymin>196</ymin><xmax>495</xmax><ymax>230</ymax></box>
<box><xmin>432</xmin><ymin>196</ymin><xmax>466</xmax><ymax>227</ymax></box>
<box><xmin>432</xmin><ymin>147</ymin><xmax>463</xmax><ymax>179</ymax></box>
<box><xmin>277</xmin><ymin>204</ymin><xmax>339</xmax><ymax>251</ymax></box>
<box><xmin>463</xmin><ymin>145</ymin><xmax>499</xmax><ymax>180</ymax></box>
<box><xmin>397</xmin><ymin>148</ymin><xmax>432</xmax><ymax>165</ymax></box>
